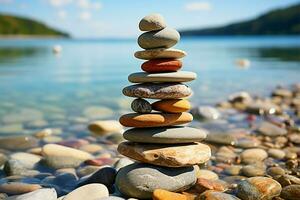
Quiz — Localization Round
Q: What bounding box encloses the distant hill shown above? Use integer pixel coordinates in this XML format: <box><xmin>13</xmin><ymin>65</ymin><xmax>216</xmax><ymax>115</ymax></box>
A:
<box><xmin>0</xmin><ymin>14</ymin><xmax>69</xmax><ymax>37</ymax></box>
<box><xmin>180</xmin><ymin>3</ymin><xmax>300</xmax><ymax>36</ymax></box>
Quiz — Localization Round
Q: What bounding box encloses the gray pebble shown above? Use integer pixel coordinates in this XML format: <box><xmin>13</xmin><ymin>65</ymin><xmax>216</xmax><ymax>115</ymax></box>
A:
<box><xmin>139</xmin><ymin>13</ymin><xmax>166</xmax><ymax>31</ymax></box>
<box><xmin>115</xmin><ymin>163</ymin><xmax>196</xmax><ymax>199</ymax></box>
<box><xmin>138</xmin><ymin>27</ymin><xmax>180</xmax><ymax>49</ymax></box>
<box><xmin>131</xmin><ymin>98</ymin><xmax>152</xmax><ymax>113</ymax></box>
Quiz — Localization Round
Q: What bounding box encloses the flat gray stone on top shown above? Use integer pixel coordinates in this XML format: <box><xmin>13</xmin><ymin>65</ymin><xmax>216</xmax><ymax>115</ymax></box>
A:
<box><xmin>124</xmin><ymin>126</ymin><xmax>207</xmax><ymax>143</ymax></box>
<box><xmin>139</xmin><ymin>13</ymin><xmax>166</xmax><ymax>31</ymax></box>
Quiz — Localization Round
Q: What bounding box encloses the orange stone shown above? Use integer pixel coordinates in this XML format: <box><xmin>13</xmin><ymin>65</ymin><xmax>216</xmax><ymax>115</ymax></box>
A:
<box><xmin>141</xmin><ymin>59</ymin><xmax>182</xmax><ymax>73</ymax></box>
<box><xmin>152</xmin><ymin>99</ymin><xmax>191</xmax><ymax>113</ymax></box>
<box><xmin>119</xmin><ymin>112</ymin><xmax>193</xmax><ymax>127</ymax></box>
<box><xmin>153</xmin><ymin>189</ymin><xmax>188</xmax><ymax>200</ymax></box>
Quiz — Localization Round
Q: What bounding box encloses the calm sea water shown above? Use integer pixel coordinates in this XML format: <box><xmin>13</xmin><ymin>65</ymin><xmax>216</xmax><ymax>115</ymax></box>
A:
<box><xmin>0</xmin><ymin>36</ymin><xmax>299</xmax><ymax>135</ymax></box>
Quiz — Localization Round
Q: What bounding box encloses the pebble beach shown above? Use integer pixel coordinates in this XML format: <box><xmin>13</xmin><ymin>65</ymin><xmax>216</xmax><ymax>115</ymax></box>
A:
<box><xmin>0</xmin><ymin>14</ymin><xmax>300</xmax><ymax>200</ymax></box>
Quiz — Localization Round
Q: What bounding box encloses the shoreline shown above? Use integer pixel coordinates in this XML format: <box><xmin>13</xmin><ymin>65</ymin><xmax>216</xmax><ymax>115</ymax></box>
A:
<box><xmin>0</xmin><ymin>83</ymin><xmax>299</xmax><ymax>199</ymax></box>
<box><xmin>0</xmin><ymin>35</ymin><xmax>70</xmax><ymax>39</ymax></box>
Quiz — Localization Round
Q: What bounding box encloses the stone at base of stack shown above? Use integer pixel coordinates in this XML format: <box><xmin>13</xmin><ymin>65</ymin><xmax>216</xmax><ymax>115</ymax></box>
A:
<box><xmin>115</xmin><ymin>13</ymin><xmax>211</xmax><ymax>199</ymax></box>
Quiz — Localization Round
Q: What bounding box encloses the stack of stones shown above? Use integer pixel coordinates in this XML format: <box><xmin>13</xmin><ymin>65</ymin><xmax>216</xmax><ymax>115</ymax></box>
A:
<box><xmin>115</xmin><ymin>14</ymin><xmax>211</xmax><ymax>199</ymax></box>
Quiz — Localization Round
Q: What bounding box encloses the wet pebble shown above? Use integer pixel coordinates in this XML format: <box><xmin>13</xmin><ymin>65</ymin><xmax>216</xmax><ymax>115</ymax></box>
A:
<box><xmin>267</xmin><ymin>166</ymin><xmax>285</xmax><ymax>178</ymax></box>
<box><xmin>277</xmin><ymin>175</ymin><xmax>300</xmax><ymax>187</ymax></box>
<box><xmin>10</xmin><ymin>152</ymin><xmax>41</xmax><ymax>169</ymax></box>
<box><xmin>0</xmin><ymin>182</ymin><xmax>41</xmax><ymax>195</ymax></box>
<box><xmin>42</xmin><ymin>144</ymin><xmax>93</xmax><ymax>169</ymax></box>
<box><xmin>77</xmin><ymin>166</ymin><xmax>117</xmax><ymax>193</ymax></box>
<box><xmin>197</xmin><ymin>190</ymin><xmax>241</xmax><ymax>200</ymax></box>
<box><xmin>88</xmin><ymin>120</ymin><xmax>123</xmax><ymax>135</ymax></box>
<box><xmin>240</xmin><ymin>148</ymin><xmax>268</xmax><ymax>164</ymax></box>
<box><xmin>114</xmin><ymin>158</ymin><xmax>134</xmax><ymax>171</ymax></box>
<box><xmin>268</xmin><ymin>149</ymin><xmax>286</xmax><ymax>160</ymax></box>
<box><xmin>64</xmin><ymin>184</ymin><xmax>109</xmax><ymax>200</ymax></box>
<box><xmin>197</xmin><ymin>170</ymin><xmax>219</xmax><ymax>180</ymax></box>
<box><xmin>257</xmin><ymin>122</ymin><xmax>287</xmax><ymax>137</ymax></box>
<box><xmin>224</xmin><ymin>165</ymin><xmax>242</xmax><ymax>176</ymax></box>
<box><xmin>237</xmin><ymin>177</ymin><xmax>281</xmax><ymax>200</ymax></box>
<box><xmin>241</xmin><ymin>165</ymin><xmax>265</xmax><ymax>177</ymax></box>
<box><xmin>194</xmin><ymin>178</ymin><xmax>228</xmax><ymax>193</ymax></box>
<box><xmin>0</xmin><ymin>136</ymin><xmax>38</xmax><ymax>150</ymax></box>
<box><xmin>115</xmin><ymin>163</ymin><xmax>196</xmax><ymax>199</ymax></box>
<box><xmin>280</xmin><ymin>184</ymin><xmax>300</xmax><ymax>200</ymax></box>
<box><xmin>191</xmin><ymin>106</ymin><xmax>221</xmax><ymax>121</ymax></box>
<box><xmin>5</xmin><ymin>188</ymin><xmax>57</xmax><ymax>200</ymax></box>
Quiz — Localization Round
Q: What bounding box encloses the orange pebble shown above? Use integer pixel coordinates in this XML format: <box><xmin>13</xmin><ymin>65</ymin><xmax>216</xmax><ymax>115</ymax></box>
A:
<box><xmin>142</xmin><ymin>59</ymin><xmax>182</xmax><ymax>73</ymax></box>
<box><xmin>152</xmin><ymin>99</ymin><xmax>191</xmax><ymax>113</ymax></box>
<box><xmin>153</xmin><ymin>189</ymin><xmax>188</xmax><ymax>200</ymax></box>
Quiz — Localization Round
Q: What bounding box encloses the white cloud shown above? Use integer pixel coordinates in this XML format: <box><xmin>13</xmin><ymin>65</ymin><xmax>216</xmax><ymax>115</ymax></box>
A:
<box><xmin>77</xmin><ymin>0</ymin><xmax>101</xmax><ymax>10</ymax></box>
<box><xmin>185</xmin><ymin>2</ymin><xmax>212</xmax><ymax>11</ymax></box>
<box><xmin>58</xmin><ymin>10</ymin><xmax>67</xmax><ymax>19</ymax></box>
<box><xmin>79</xmin><ymin>11</ymin><xmax>91</xmax><ymax>20</ymax></box>
<box><xmin>49</xmin><ymin>0</ymin><xmax>72</xmax><ymax>7</ymax></box>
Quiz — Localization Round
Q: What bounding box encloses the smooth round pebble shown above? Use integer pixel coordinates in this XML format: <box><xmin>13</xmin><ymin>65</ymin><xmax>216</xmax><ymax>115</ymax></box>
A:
<box><xmin>116</xmin><ymin>163</ymin><xmax>196</xmax><ymax>199</ymax></box>
<box><xmin>138</xmin><ymin>27</ymin><xmax>180</xmax><ymax>49</ymax></box>
<box><xmin>5</xmin><ymin>188</ymin><xmax>57</xmax><ymax>200</ymax></box>
<box><xmin>152</xmin><ymin>99</ymin><xmax>191</xmax><ymax>113</ymax></box>
<box><xmin>240</xmin><ymin>148</ymin><xmax>268</xmax><ymax>164</ymax></box>
<box><xmin>197</xmin><ymin>170</ymin><xmax>219</xmax><ymax>180</ymax></box>
<box><xmin>42</xmin><ymin>144</ymin><xmax>93</xmax><ymax>169</ymax></box>
<box><xmin>268</xmin><ymin>148</ymin><xmax>285</xmax><ymax>159</ymax></box>
<box><xmin>139</xmin><ymin>13</ymin><xmax>166</xmax><ymax>31</ymax></box>
<box><xmin>64</xmin><ymin>184</ymin><xmax>109</xmax><ymax>200</ymax></box>
<box><xmin>88</xmin><ymin>120</ymin><xmax>123</xmax><ymax>135</ymax></box>
<box><xmin>153</xmin><ymin>189</ymin><xmax>187</xmax><ymax>200</ymax></box>
<box><xmin>241</xmin><ymin>165</ymin><xmax>265</xmax><ymax>177</ymax></box>
<box><xmin>131</xmin><ymin>98</ymin><xmax>152</xmax><ymax>113</ymax></box>
<box><xmin>237</xmin><ymin>177</ymin><xmax>282</xmax><ymax>200</ymax></box>
<box><xmin>197</xmin><ymin>190</ymin><xmax>240</xmax><ymax>200</ymax></box>
<box><xmin>280</xmin><ymin>185</ymin><xmax>300</xmax><ymax>200</ymax></box>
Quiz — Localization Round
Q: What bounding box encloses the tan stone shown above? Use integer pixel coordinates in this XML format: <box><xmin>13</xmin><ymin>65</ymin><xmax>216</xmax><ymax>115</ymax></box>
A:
<box><xmin>152</xmin><ymin>99</ymin><xmax>191</xmax><ymax>113</ymax></box>
<box><xmin>88</xmin><ymin>120</ymin><xmax>123</xmax><ymax>135</ymax></box>
<box><xmin>119</xmin><ymin>112</ymin><xmax>193</xmax><ymax>127</ymax></box>
<box><xmin>118</xmin><ymin>142</ymin><xmax>211</xmax><ymax>167</ymax></box>
<box><xmin>153</xmin><ymin>189</ymin><xmax>188</xmax><ymax>200</ymax></box>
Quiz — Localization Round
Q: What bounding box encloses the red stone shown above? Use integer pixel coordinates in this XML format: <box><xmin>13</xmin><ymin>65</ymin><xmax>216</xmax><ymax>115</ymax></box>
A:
<box><xmin>141</xmin><ymin>59</ymin><xmax>182</xmax><ymax>73</ymax></box>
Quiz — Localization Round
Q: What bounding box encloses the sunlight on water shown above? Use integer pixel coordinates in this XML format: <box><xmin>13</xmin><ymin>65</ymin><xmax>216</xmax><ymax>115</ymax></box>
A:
<box><xmin>0</xmin><ymin>36</ymin><xmax>299</xmax><ymax>135</ymax></box>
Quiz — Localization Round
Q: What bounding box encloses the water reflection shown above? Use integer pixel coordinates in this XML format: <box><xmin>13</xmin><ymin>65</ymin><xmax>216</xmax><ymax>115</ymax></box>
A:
<box><xmin>0</xmin><ymin>47</ymin><xmax>46</xmax><ymax>64</ymax></box>
<box><xmin>256</xmin><ymin>47</ymin><xmax>300</xmax><ymax>62</ymax></box>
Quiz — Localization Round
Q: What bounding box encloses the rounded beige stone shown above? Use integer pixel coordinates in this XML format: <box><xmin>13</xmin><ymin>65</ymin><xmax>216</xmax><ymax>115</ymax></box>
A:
<box><xmin>118</xmin><ymin>142</ymin><xmax>211</xmax><ymax>167</ymax></box>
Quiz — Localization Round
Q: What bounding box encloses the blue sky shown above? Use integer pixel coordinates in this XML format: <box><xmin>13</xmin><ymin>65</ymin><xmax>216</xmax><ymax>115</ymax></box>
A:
<box><xmin>0</xmin><ymin>0</ymin><xmax>299</xmax><ymax>38</ymax></box>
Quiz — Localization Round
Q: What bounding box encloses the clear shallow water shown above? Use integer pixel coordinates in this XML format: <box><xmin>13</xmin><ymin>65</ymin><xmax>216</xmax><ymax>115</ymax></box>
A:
<box><xmin>0</xmin><ymin>36</ymin><xmax>300</xmax><ymax>135</ymax></box>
